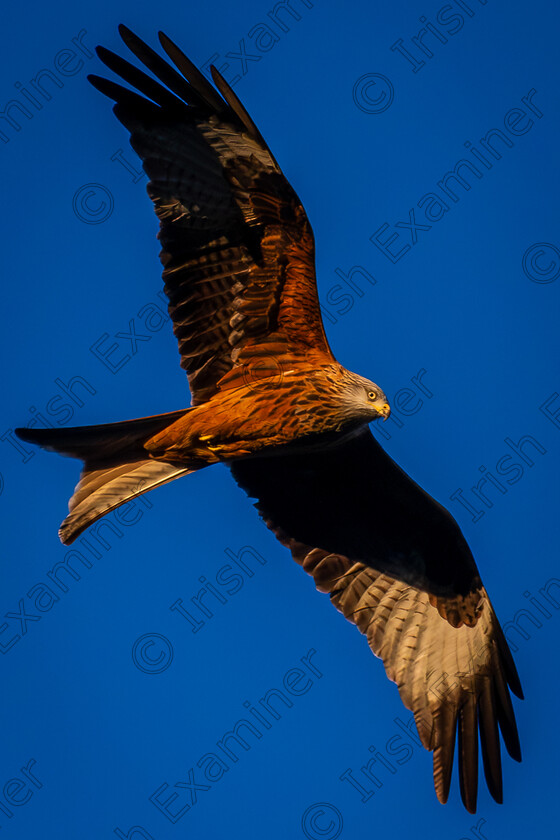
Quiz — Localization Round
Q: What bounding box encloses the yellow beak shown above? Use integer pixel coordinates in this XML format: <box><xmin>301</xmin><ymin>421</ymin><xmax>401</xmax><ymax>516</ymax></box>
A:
<box><xmin>379</xmin><ymin>402</ymin><xmax>391</xmax><ymax>421</ymax></box>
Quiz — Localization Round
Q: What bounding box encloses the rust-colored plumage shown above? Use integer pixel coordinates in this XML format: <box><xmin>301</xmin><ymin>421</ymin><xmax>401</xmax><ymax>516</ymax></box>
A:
<box><xmin>16</xmin><ymin>25</ymin><xmax>522</xmax><ymax>814</ymax></box>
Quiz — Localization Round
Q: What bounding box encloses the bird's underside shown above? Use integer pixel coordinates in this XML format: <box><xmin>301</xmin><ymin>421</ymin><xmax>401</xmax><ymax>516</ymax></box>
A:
<box><xmin>15</xmin><ymin>25</ymin><xmax>522</xmax><ymax>814</ymax></box>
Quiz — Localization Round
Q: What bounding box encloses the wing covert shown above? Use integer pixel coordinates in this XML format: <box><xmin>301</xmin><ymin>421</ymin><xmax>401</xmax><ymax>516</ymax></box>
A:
<box><xmin>231</xmin><ymin>427</ymin><xmax>484</xmax><ymax>601</ymax></box>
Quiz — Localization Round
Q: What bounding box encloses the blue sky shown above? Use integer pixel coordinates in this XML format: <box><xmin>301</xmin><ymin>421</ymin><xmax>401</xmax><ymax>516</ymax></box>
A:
<box><xmin>1</xmin><ymin>0</ymin><xmax>559</xmax><ymax>837</ymax></box>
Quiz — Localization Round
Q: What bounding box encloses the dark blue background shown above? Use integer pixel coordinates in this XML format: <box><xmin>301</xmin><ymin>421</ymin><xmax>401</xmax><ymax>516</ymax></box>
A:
<box><xmin>2</xmin><ymin>1</ymin><xmax>559</xmax><ymax>837</ymax></box>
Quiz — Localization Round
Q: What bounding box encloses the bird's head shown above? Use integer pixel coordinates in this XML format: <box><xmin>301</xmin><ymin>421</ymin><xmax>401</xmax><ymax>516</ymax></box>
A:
<box><xmin>339</xmin><ymin>372</ymin><xmax>391</xmax><ymax>425</ymax></box>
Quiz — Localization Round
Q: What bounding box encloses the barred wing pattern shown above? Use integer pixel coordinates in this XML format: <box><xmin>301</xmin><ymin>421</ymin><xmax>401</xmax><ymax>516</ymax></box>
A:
<box><xmin>231</xmin><ymin>429</ymin><xmax>523</xmax><ymax>812</ymax></box>
<box><xmin>89</xmin><ymin>26</ymin><xmax>334</xmax><ymax>405</ymax></box>
<box><xmin>288</xmin><ymin>543</ymin><xmax>521</xmax><ymax>813</ymax></box>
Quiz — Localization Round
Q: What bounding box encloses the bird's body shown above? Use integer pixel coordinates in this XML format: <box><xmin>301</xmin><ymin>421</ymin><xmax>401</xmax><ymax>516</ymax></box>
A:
<box><xmin>15</xmin><ymin>25</ymin><xmax>523</xmax><ymax>814</ymax></box>
<box><xmin>145</xmin><ymin>363</ymin><xmax>389</xmax><ymax>463</ymax></box>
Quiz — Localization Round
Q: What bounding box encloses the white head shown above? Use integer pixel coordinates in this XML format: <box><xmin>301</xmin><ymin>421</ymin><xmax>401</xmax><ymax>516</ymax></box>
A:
<box><xmin>339</xmin><ymin>371</ymin><xmax>391</xmax><ymax>424</ymax></box>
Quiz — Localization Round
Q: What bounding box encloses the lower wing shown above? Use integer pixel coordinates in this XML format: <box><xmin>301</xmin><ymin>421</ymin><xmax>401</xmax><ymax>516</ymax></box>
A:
<box><xmin>230</xmin><ymin>427</ymin><xmax>522</xmax><ymax>812</ymax></box>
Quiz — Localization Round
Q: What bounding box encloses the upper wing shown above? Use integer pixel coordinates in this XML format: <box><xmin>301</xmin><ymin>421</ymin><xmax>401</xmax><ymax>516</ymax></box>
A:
<box><xmin>230</xmin><ymin>428</ymin><xmax>523</xmax><ymax>811</ymax></box>
<box><xmin>89</xmin><ymin>26</ymin><xmax>334</xmax><ymax>405</ymax></box>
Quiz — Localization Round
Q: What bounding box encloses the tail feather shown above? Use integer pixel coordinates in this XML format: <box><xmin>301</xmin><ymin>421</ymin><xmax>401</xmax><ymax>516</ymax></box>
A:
<box><xmin>16</xmin><ymin>409</ymin><xmax>188</xmax><ymax>460</ymax></box>
<box><xmin>15</xmin><ymin>409</ymin><xmax>196</xmax><ymax>545</ymax></box>
<box><xmin>59</xmin><ymin>459</ymin><xmax>193</xmax><ymax>545</ymax></box>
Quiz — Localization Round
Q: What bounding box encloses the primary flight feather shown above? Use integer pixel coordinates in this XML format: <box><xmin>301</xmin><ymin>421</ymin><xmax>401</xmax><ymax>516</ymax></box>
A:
<box><xmin>16</xmin><ymin>24</ymin><xmax>522</xmax><ymax>814</ymax></box>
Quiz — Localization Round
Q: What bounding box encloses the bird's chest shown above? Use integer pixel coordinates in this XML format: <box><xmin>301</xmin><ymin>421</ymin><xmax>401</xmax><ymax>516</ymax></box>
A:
<box><xmin>199</xmin><ymin>377</ymin><xmax>344</xmax><ymax>451</ymax></box>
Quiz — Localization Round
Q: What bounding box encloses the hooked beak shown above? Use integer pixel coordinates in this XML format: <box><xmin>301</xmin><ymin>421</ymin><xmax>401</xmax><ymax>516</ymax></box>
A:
<box><xmin>378</xmin><ymin>402</ymin><xmax>391</xmax><ymax>422</ymax></box>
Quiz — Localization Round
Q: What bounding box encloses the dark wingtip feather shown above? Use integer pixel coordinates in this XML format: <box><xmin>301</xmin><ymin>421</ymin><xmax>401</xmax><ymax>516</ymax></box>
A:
<box><xmin>492</xmin><ymin>607</ymin><xmax>524</xmax><ymax>699</ymax></box>
<box><xmin>87</xmin><ymin>74</ymin><xmax>162</xmax><ymax>127</ymax></box>
<box><xmin>157</xmin><ymin>30</ymin><xmax>228</xmax><ymax>115</ymax></box>
<box><xmin>432</xmin><ymin>706</ymin><xmax>458</xmax><ymax>805</ymax></box>
<box><xmin>87</xmin><ymin>73</ymin><xmax>133</xmax><ymax>102</ymax></box>
<box><xmin>118</xmin><ymin>22</ymin><xmax>134</xmax><ymax>39</ymax></box>
<box><xmin>498</xmin><ymin>708</ymin><xmax>522</xmax><ymax>762</ymax></box>
<box><xmin>209</xmin><ymin>64</ymin><xmax>260</xmax><ymax>139</ymax></box>
<box><xmin>478</xmin><ymin>686</ymin><xmax>503</xmax><ymax>804</ymax></box>
<box><xmin>457</xmin><ymin>698</ymin><xmax>478</xmax><ymax>814</ymax></box>
<box><xmin>494</xmin><ymin>674</ymin><xmax>523</xmax><ymax>763</ymax></box>
<box><xmin>117</xmin><ymin>24</ymin><xmax>205</xmax><ymax>109</ymax></box>
<box><xmin>94</xmin><ymin>44</ymin><xmax>184</xmax><ymax>112</ymax></box>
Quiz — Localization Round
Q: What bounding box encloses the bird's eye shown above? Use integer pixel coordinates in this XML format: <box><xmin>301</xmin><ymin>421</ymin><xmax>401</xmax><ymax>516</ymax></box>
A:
<box><xmin>367</xmin><ymin>390</ymin><xmax>377</xmax><ymax>401</ymax></box>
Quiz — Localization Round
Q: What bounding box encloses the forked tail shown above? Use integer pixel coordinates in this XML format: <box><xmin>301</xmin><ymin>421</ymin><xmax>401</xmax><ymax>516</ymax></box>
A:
<box><xmin>16</xmin><ymin>409</ymin><xmax>197</xmax><ymax>545</ymax></box>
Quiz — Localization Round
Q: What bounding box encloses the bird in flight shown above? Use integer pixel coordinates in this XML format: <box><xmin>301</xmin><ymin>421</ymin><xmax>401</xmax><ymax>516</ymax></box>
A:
<box><xmin>16</xmin><ymin>25</ymin><xmax>522</xmax><ymax>813</ymax></box>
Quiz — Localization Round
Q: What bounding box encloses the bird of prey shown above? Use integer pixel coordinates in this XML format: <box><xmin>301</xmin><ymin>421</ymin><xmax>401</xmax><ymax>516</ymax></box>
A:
<box><xmin>16</xmin><ymin>25</ymin><xmax>522</xmax><ymax>814</ymax></box>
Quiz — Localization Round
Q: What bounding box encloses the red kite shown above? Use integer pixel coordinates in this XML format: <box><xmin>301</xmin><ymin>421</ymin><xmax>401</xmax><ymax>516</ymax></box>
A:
<box><xmin>16</xmin><ymin>25</ymin><xmax>522</xmax><ymax>813</ymax></box>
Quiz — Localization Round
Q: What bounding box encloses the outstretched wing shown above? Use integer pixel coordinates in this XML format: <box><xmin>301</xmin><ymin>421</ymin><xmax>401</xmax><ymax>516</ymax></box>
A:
<box><xmin>230</xmin><ymin>428</ymin><xmax>523</xmax><ymax>812</ymax></box>
<box><xmin>89</xmin><ymin>26</ymin><xmax>334</xmax><ymax>405</ymax></box>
